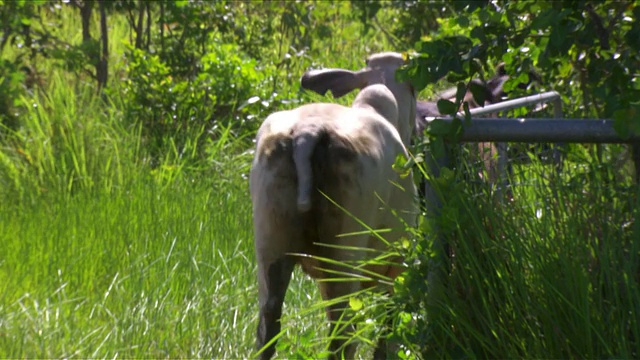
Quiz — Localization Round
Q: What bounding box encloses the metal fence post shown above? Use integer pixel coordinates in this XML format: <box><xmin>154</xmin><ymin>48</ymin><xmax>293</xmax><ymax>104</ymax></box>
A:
<box><xmin>633</xmin><ymin>144</ymin><xmax>640</xmax><ymax>186</ymax></box>
<box><xmin>496</xmin><ymin>141</ymin><xmax>509</xmax><ymax>201</ymax></box>
<box><xmin>423</xmin><ymin>141</ymin><xmax>452</xmax><ymax>309</ymax></box>
<box><xmin>551</xmin><ymin>96</ymin><xmax>565</xmax><ymax>173</ymax></box>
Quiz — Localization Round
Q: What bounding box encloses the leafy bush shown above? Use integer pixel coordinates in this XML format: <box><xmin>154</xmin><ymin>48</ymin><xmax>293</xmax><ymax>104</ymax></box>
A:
<box><xmin>0</xmin><ymin>59</ymin><xmax>27</xmax><ymax>132</ymax></box>
<box><xmin>118</xmin><ymin>39</ymin><xmax>271</xmax><ymax>164</ymax></box>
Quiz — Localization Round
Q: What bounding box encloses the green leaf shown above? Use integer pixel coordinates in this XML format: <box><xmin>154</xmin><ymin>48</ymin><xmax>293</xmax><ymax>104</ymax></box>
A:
<box><xmin>455</xmin><ymin>82</ymin><xmax>467</xmax><ymax>103</ymax></box>
<box><xmin>437</xmin><ymin>99</ymin><xmax>457</xmax><ymax>115</ymax></box>
<box><xmin>531</xmin><ymin>8</ymin><xmax>556</xmax><ymax>30</ymax></box>
<box><xmin>462</xmin><ymin>102</ymin><xmax>472</xmax><ymax>124</ymax></box>
<box><xmin>427</xmin><ymin>119</ymin><xmax>452</xmax><ymax>136</ymax></box>
<box><xmin>349</xmin><ymin>297</ymin><xmax>363</xmax><ymax>311</ymax></box>
<box><xmin>434</xmin><ymin>166</ymin><xmax>456</xmax><ymax>188</ymax></box>
<box><xmin>619</xmin><ymin>104</ymin><xmax>640</xmax><ymax>138</ymax></box>
<box><xmin>457</xmin><ymin>15</ymin><xmax>470</xmax><ymax>28</ymax></box>
<box><xmin>501</xmin><ymin>51</ymin><xmax>514</xmax><ymax>66</ymax></box>
<box><xmin>393</xmin><ymin>153</ymin><xmax>412</xmax><ymax>178</ymax></box>
<box><xmin>430</xmin><ymin>136</ymin><xmax>446</xmax><ymax>159</ymax></box>
<box><xmin>449</xmin><ymin>117</ymin><xmax>464</xmax><ymax>142</ymax></box>
<box><xmin>613</xmin><ymin>109</ymin><xmax>631</xmax><ymax>140</ymax></box>
<box><xmin>470</xmin><ymin>25</ymin><xmax>486</xmax><ymax>42</ymax></box>
<box><xmin>470</xmin><ymin>81</ymin><xmax>488</xmax><ymax>107</ymax></box>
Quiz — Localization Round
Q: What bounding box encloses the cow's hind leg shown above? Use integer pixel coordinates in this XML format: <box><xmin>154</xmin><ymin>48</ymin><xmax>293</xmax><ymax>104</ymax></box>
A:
<box><xmin>315</xmin><ymin>231</ymin><xmax>373</xmax><ymax>360</ymax></box>
<box><xmin>318</xmin><ymin>277</ymin><xmax>361</xmax><ymax>360</ymax></box>
<box><xmin>256</xmin><ymin>254</ymin><xmax>296</xmax><ymax>360</ymax></box>
<box><xmin>372</xmin><ymin>304</ymin><xmax>397</xmax><ymax>360</ymax></box>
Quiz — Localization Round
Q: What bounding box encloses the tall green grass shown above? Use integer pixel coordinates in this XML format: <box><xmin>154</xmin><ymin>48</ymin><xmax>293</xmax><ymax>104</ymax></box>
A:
<box><xmin>2</xmin><ymin>176</ymin><xmax>246</xmax><ymax>357</ymax></box>
<box><xmin>0</xmin><ymin>134</ymin><xmax>334</xmax><ymax>358</ymax></box>
<box><xmin>397</xmin><ymin>149</ymin><xmax>640</xmax><ymax>359</ymax></box>
<box><xmin>0</xmin><ymin>4</ymin><xmax>397</xmax><ymax>357</ymax></box>
<box><xmin>0</xmin><ymin>68</ymin><xmax>331</xmax><ymax>357</ymax></box>
<box><xmin>2</xmin><ymin>3</ymin><xmax>639</xmax><ymax>359</ymax></box>
<box><xmin>0</xmin><ymin>71</ymin><xmax>134</xmax><ymax>201</ymax></box>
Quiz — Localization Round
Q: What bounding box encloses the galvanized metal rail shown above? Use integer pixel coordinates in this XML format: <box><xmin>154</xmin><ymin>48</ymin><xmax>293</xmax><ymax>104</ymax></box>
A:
<box><xmin>423</xmin><ymin>118</ymin><xmax>639</xmax><ymax>143</ymax></box>
<box><xmin>458</xmin><ymin>91</ymin><xmax>563</xmax><ymax>118</ymax></box>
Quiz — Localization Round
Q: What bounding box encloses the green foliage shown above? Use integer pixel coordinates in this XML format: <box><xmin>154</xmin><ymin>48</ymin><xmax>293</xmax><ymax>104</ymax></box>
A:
<box><xmin>0</xmin><ymin>60</ymin><xmax>27</xmax><ymax>131</ymax></box>
<box><xmin>1</xmin><ymin>0</ymin><xmax>640</xmax><ymax>358</ymax></box>
<box><xmin>0</xmin><ymin>0</ymin><xmax>41</xmax><ymax>130</ymax></box>
<box><xmin>403</xmin><ymin>1</ymin><xmax>640</xmax><ymax>132</ymax></box>
<box><xmin>385</xmin><ymin>1</ymin><xmax>455</xmax><ymax>45</ymax></box>
<box><xmin>0</xmin><ymin>171</ymin><xmax>262</xmax><ymax>358</ymax></box>
<box><xmin>118</xmin><ymin>39</ymin><xmax>274</xmax><ymax>164</ymax></box>
<box><xmin>0</xmin><ymin>0</ymin><xmax>40</xmax><ymax>57</ymax></box>
<box><xmin>0</xmin><ymin>71</ymin><xmax>138</xmax><ymax>201</ymax></box>
<box><xmin>393</xmin><ymin>3</ymin><xmax>640</xmax><ymax>357</ymax></box>
<box><xmin>350</xmin><ymin>0</ymin><xmax>383</xmax><ymax>33</ymax></box>
<box><xmin>394</xmin><ymin>154</ymin><xmax>640</xmax><ymax>358</ymax></box>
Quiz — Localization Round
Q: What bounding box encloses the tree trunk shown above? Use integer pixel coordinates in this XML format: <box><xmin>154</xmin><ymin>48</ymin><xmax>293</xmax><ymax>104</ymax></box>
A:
<box><xmin>159</xmin><ymin>2</ymin><xmax>165</xmax><ymax>54</ymax></box>
<box><xmin>97</xmin><ymin>0</ymin><xmax>109</xmax><ymax>88</ymax></box>
<box><xmin>80</xmin><ymin>0</ymin><xmax>92</xmax><ymax>43</ymax></box>
<box><xmin>145</xmin><ymin>2</ymin><xmax>152</xmax><ymax>50</ymax></box>
<box><xmin>632</xmin><ymin>144</ymin><xmax>640</xmax><ymax>186</ymax></box>
<box><xmin>135</xmin><ymin>0</ymin><xmax>144</xmax><ymax>49</ymax></box>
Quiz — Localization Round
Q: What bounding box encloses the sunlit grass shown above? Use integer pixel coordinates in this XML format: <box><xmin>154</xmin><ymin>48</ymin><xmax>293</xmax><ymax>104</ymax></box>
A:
<box><xmin>2</xmin><ymin>2</ymin><xmax>639</xmax><ymax>359</ymax></box>
<box><xmin>0</xmin><ymin>4</ymin><xmax>390</xmax><ymax>357</ymax></box>
<box><xmin>0</xmin><ymin>163</ymin><xmax>334</xmax><ymax>358</ymax></box>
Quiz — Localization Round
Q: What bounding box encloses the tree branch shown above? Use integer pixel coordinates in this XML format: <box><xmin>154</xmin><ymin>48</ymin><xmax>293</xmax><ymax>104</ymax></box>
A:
<box><xmin>606</xmin><ymin>1</ymin><xmax>630</xmax><ymax>39</ymax></box>
<box><xmin>69</xmin><ymin>0</ymin><xmax>83</xmax><ymax>10</ymax></box>
<box><xmin>372</xmin><ymin>16</ymin><xmax>399</xmax><ymax>50</ymax></box>
<box><xmin>585</xmin><ymin>2</ymin><xmax>610</xmax><ymax>50</ymax></box>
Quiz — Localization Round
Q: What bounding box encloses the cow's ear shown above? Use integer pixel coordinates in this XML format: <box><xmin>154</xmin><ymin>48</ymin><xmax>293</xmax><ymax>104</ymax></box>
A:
<box><xmin>300</xmin><ymin>68</ymin><xmax>368</xmax><ymax>98</ymax></box>
<box><xmin>487</xmin><ymin>76</ymin><xmax>510</xmax><ymax>102</ymax></box>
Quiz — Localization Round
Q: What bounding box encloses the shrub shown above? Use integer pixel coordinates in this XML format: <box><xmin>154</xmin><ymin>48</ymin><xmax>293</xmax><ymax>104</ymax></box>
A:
<box><xmin>117</xmin><ymin>39</ymin><xmax>271</xmax><ymax>165</ymax></box>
